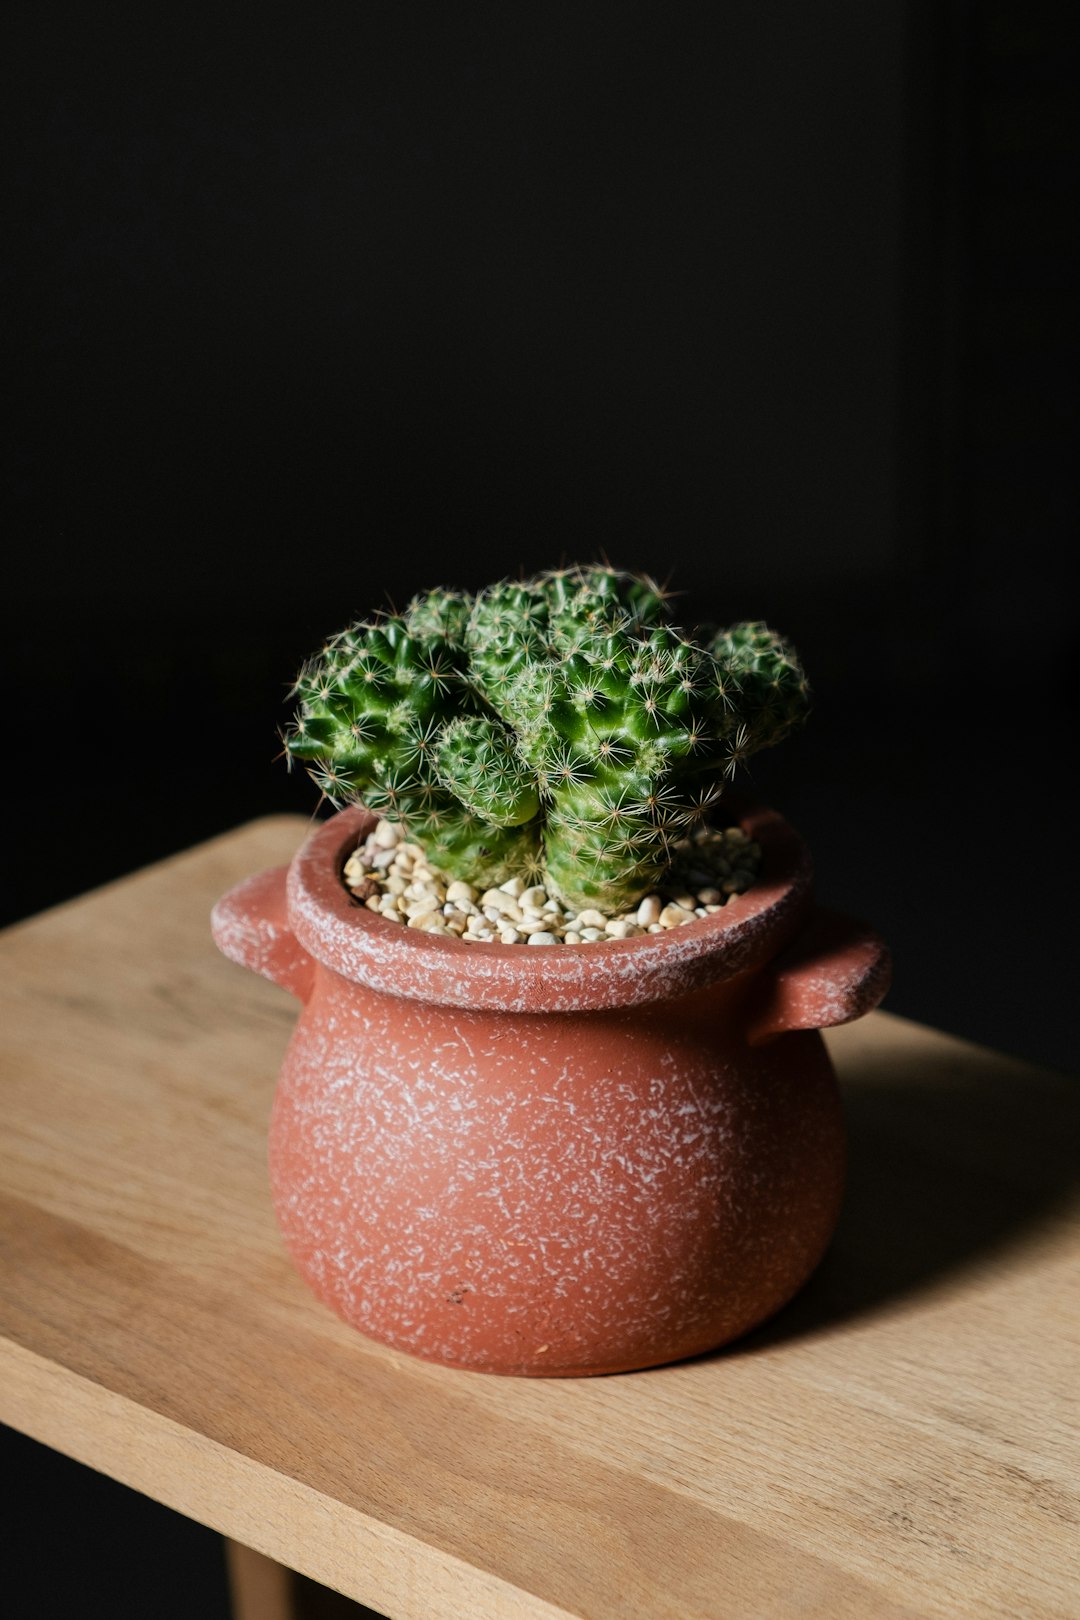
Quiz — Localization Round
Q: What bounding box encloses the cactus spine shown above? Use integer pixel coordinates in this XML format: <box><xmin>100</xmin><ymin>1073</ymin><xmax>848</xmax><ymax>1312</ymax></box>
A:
<box><xmin>284</xmin><ymin>565</ymin><xmax>809</xmax><ymax>912</ymax></box>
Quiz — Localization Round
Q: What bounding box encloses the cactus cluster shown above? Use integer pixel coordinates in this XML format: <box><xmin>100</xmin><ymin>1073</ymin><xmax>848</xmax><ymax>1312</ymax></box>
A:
<box><xmin>284</xmin><ymin>565</ymin><xmax>809</xmax><ymax>913</ymax></box>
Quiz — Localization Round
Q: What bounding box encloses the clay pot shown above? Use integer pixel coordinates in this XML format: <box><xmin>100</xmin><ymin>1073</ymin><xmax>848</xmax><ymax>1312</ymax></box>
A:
<box><xmin>212</xmin><ymin>802</ymin><xmax>890</xmax><ymax>1376</ymax></box>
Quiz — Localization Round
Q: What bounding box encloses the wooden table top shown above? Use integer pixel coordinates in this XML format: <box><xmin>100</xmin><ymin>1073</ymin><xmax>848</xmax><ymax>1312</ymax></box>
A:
<box><xmin>2</xmin><ymin>815</ymin><xmax>1077</xmax><ymax>1620</ymax></box>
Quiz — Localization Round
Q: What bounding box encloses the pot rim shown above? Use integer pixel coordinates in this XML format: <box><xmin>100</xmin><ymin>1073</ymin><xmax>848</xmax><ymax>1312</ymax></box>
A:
<box><xmin>286</xmin><ymin>798</ymin><xmax>814</xmax><ymax>1013</ymax></box>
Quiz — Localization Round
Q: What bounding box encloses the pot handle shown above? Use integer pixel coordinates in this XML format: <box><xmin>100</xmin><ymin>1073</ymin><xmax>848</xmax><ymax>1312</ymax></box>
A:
<box><xmin>744</xmin><ymin>907</ymin><xmax>892</xmax><ymax>1046</ymax></box>
<box><xmin>210</xmin><ymin>865</ymin><xmax>316</xmax><ymax>1002</ymax></box>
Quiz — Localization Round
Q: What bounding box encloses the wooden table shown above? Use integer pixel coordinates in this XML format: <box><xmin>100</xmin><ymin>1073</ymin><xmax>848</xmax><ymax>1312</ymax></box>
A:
<box><xmin>2</xmin><ymin>816</ymin><xmax>1078</xmax><ymax>1620</ymax></box>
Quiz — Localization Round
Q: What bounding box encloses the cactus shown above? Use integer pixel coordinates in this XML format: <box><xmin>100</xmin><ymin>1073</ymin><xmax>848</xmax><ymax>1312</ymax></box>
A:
<box><xmin>283</xmin><ymin>564</ymin><xmax>809</xmax><ymax>913</ymax></box>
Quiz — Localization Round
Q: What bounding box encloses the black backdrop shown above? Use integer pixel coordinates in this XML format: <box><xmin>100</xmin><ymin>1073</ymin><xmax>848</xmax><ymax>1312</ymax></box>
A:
<box><xmin>6</xmin><ymin>0</ymin><xmax>1076</xmax><ymax>1067</ymax></box>
<box><xmin>3</xmin><ymin>4</ymin><xmax>1077</xmax><ymax>1610</ymax></box>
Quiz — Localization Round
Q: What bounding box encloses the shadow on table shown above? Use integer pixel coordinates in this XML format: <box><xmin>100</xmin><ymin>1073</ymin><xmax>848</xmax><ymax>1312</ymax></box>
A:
<box><xmin>728</xmin><ymin>1036</ymin><xmax>1080</xmax><ymax>1356</ymax></box>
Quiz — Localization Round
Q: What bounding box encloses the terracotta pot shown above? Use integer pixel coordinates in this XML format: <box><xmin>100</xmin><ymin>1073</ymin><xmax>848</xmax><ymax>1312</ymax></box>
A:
<box><xmin>212</xmin><ymin>802</ymin><xmax>890</xmax><ymax>1376</ymax></box>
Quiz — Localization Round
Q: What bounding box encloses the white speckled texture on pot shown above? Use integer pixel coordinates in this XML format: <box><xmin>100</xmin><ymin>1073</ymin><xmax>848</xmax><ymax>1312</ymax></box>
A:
<box><xmin>268</xmin><ymin>981</ymin><xmax>846</xmax><ymax>1376</ymax></box>
<box><xmin>212</xmin><ymin>800</ymin><xmax>892</xmax><ymax>1376</ymax></box>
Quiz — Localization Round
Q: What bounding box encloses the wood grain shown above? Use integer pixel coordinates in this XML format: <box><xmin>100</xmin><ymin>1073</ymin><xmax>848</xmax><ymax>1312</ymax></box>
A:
<box><xmin>1</xmin><ymin>815</ymin><xmax>1077</xmax><ymax>1620</ymax></box>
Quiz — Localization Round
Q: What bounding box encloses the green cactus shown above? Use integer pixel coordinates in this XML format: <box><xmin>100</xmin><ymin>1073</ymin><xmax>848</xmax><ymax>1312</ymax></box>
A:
<box><xmin>283</xmin><ymin>565</ymin><xmax>810</xmax><ymax>912</ymax></box>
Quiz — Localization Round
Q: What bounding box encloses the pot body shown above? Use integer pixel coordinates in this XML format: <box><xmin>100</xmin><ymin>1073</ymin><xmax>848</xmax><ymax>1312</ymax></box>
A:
<box><xmin>212</xmin><ymin>804</ymin><xmax>890</xmax><ymax>1375</ymax></box>
<box><xmin>269</xmin><ymin>971</ymin><xmax>844</xmax><ymax>1375</ymax></box>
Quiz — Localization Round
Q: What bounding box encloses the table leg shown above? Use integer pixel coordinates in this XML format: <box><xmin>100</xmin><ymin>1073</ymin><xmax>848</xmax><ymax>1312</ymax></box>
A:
<box><xmin>225</xmin><ymin>1539</ymin><xmax>297</xmax><ymax>1620</ymax></box>
<box><xmin>225</xmin><ymin>1540</ymin><xmax>385</xmax><ymax>1618</ymax></box>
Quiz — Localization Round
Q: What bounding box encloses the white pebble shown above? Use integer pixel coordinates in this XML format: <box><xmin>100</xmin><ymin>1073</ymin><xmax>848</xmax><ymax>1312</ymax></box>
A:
<box><xmin>372</xmin><ymin>819</ymin><xmax>400</xmax><ymax>848</ymax></box>
<box><xmin>576</xmin><ymin>909</ymin><xmax>608</xmax><ymax>930</ymax></box>
<box><xmin>408</xmin><ymin>911</ymin><xmax>447</xmax><ymax>932</ymax></box>
<box><xmin>526</xmin><ymin>931</ymin><xmax>558</xmax><ymax>945</ymax></box>
<box><xmin>481</xmin><ymin>888</ymin><xmax>523</xmax><ymax>918</ymax></box>
<box><xmin>499</xmin><ymin>926</ymin><xmax>522</xmax><ymax>944</ymax></box>
<box><xmin>697</xmin><ymin>887</ymin><xmax>722</xmax><ymax>905</ymax></box>
<box><xmin>605</xmin><ymin>919</ymin><xmax>638</xmax><ymax>939</ymax></box>
<box><xmin>580</xmin><ymin>927</ymin><xmax>605</xmax><ymax>942</ymax></box>
<box><xmin>445</xmin><ymin>879</ymin><xmax>476</xmax><ymax>904</ymax></box>
<box><xmin>404</xmin><ymin>894</ymin><xmax>439</xmax><ymax>919</ymax></box>
<box><xmin>636</xmin><ymin>894</ymin><xmax>662</xmax><ymax>927</ymax></box>
<box><xmin>519</xmin><ymin>885</ymin><xmax>549</xmax><ymax>910</ymax></box>
<box><xmin>498</xmin><ymin>876</ymin><xmax>526</xmax><ymax>898</ymax></box>
<box><xmin>564</xmin><ymin>930</ymin><xmax>583</xmax><ymax>944</ymax></box>
<box><xmin>659</xmin><ymin>903</ymin><xmax>696</xmax><ymax>928</ymax></box>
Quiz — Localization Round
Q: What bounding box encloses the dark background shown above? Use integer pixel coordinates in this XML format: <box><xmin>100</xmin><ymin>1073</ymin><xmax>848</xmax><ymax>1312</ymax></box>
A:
<box><xmin>3</xmin><ymin>2</ymin><xmax>1076</xmax><ymax>1615</ymax></box>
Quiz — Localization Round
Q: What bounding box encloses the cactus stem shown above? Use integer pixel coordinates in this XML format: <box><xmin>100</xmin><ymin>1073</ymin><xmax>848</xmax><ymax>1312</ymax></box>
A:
<box><xmin>284</xmin><ymin>565</ymin><xmax>809</xmax><ymax>908</ymax></box>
